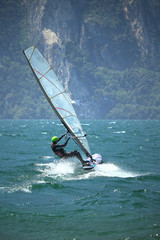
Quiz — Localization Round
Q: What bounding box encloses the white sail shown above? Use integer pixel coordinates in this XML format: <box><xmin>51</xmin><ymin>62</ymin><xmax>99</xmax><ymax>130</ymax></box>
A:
<box><xmin>23</xmin><ymin>46</ymin><xmax>91</xmax><ymax>157</ymax></box>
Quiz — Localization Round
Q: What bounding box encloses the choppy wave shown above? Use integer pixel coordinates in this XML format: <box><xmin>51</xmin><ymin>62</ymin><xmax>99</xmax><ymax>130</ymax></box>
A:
<box><xmin>0</xmin><ymin>185</ymin><xmax>32</xmax><ymax>194</ymax></box>
<box><xmin>0</xmin><ymin>160</ymin><xmax>141</xmax><ymax>194</ymax></box>
<box><xmin>0</xmin><ymin>119</ymin><xmax>159</xmax><ymax>240</ymax></box>
<box><xmin>31</xmin><ymin>181</ymin><xmax>65</xmax><ymax>190</ymax></box>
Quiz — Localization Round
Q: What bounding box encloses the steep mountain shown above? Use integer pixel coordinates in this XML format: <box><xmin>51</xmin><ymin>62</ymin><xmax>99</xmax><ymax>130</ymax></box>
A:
<box><xmin>0</xmin><ymin>0</ymin><xmax>160</xmax><ymax>119</ymax></box>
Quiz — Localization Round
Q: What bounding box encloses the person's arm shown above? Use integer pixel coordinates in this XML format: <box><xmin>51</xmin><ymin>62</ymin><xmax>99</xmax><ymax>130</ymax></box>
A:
<box><xmin>63</xmin><ymin>137</ymin><xmax>70</xmax><ymax>146</ymax></box>
<box><xmin>57</xmin><ymin>137</ymin><xmax>70</xmax><ymax>148</ymax></box>
<box><xmin>57</xmin><ymin>133</ymin><xmax>66</xmax><ymax>142</ymax></box>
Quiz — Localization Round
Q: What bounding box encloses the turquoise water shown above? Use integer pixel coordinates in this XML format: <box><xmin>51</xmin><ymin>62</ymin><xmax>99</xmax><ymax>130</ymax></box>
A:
<box><xmin>0</xmin><ymin>119</ymin><xmax>160</xmax><ymax>240</ymax></box>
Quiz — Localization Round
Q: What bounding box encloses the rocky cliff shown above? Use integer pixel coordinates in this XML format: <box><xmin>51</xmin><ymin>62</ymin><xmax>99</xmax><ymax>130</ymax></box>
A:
<box><xmin>23</xmin><ymin>0</ymin><xmax>160</xmax><ymax>118</ymax></box>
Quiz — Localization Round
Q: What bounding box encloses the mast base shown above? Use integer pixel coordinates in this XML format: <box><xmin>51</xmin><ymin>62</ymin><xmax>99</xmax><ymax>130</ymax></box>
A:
<box><xmin>83</xmin><ymin>153</ymin><xmax>102</xmax><ymax>170</ymax></box>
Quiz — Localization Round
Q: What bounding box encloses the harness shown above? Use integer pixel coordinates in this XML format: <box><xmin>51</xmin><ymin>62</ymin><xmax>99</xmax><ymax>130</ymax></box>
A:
<box><xmin>52</xmin><ymin>145</ymin><xmax>66</xmax><ymax>157</ymax></box>
<box><xmin>54</xmin><ymin>150</ymin><xmax>64</xmax><ymax>157</ymax></box>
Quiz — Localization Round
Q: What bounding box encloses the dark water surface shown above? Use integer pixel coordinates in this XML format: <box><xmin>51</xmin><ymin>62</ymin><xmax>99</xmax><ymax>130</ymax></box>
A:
<box><xmin>0</xmin><ymin>120</ymin><xmax>160</xmax><ymax>240</ymax></box>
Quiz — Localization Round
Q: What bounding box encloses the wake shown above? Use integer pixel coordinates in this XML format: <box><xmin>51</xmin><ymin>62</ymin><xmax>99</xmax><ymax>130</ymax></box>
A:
<box><xmin>36</xmin><ymin>157</ymin><xmax>140</xmax><ymax>181</ymax></box>
<box><xmin>36</xmin><ymin>161</ymin><xmax>76</xmax><ymax>178</ymax></box>
<box><xmin>93</xmin><ymin>163</ymin><xmax>138</xmax><ymax>178</ymax></box>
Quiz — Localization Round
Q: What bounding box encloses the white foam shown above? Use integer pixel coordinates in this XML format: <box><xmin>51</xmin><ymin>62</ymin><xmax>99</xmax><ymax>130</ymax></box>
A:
<box><xmin>41</xmin><ymin>156</ymin><xmax>53</xmax><ymax>159</ymax></box>
<box><xmin>36</xmin><ymin>160</ymin><xmax>139</xmax><ymax>181</ymax></box>
<box><xmin>36</xmin><ymin>160</ymin><xmax>77</xmax><ymax>179</ymax></box>
<box><xmin>113</xmin><ymin>131</ymin><xmax>126</xmax><ymax>134</ymax></box>
<box><xmin>0</xmin><ymin>185</ymin><xmax>32</xmax><ymax>194</ymax></box>
<box><xmin>94</xmin><ymin>163</ymin><xmax>139</xmax><ymax>178</ymax></box>
<box><xmin>68</xmin><ymin>163</ymin><xmax>139</xmax><ymax>180</ymax></box>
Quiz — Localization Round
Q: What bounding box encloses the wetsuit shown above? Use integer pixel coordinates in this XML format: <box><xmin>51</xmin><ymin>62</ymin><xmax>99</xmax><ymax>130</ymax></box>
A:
<box><xmin>51</xmin><ymin>134</ymin><xmax>87</xmax><ymax>166</ymax></box>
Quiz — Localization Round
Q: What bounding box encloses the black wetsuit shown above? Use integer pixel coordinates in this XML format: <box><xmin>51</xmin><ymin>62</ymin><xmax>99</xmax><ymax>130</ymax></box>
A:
<box><xmin>51</xmin><ymin>134</ymin><xmax>87</xmax><ymax>166</ymax></box>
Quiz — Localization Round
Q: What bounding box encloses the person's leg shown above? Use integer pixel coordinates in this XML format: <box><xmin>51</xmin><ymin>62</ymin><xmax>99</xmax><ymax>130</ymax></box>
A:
<box><xmin>72</xmin><ymin>151</ymin><xmax>92</xmax><ymax>166</ymax></box>
<box><xmin>64</xmin><ymin>151</ymin><xmax>88</xmax><ymax>166</ymax></box>
<box><xmin>73</xmin><ymin>151</ymin><xmax>84</xmax><ymax>164</ymax></box>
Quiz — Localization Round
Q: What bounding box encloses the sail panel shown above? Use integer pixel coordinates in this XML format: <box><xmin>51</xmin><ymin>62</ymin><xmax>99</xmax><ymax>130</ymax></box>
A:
<box><xmin>41</xmin><ymin>76</ymin><xmax>60</xmax><ymax>98</ymax></box>
<box><xmin>24</xmin><ymin>46</ymin><xmax>91</xmax><ymax>156</ymax></box>
<box><xmin>41</xmin><ymin>71</ymin><xmax>64</xmax><ymax>96</ymax></box>
<box><xmin>51</xmin><ymin>94</ymin><xmax>76</xmax><ymax>117</ymax></box>
<box><xmin>30</xmin><ymin>49</ymin><xmax>50</xmax><ymax>76</ymax></box>
<box><xmin>25</xmin><ymin>46</ymin><xmax>34</xmax><ymax>60</ymax></box>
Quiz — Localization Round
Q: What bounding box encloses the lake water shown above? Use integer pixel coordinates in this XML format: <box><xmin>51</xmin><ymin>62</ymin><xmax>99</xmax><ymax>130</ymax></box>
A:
<box><xmin>0</xmin><ymin>119</ymin><xmax>160</xmax><ymax>240</ymax></box>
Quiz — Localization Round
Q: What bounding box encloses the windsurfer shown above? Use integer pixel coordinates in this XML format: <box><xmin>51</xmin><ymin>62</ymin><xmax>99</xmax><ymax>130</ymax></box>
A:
<box><xmin>51</xmin><ymin>134</ymin><xmax>90</xmax><ymax>166</ymax></box>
